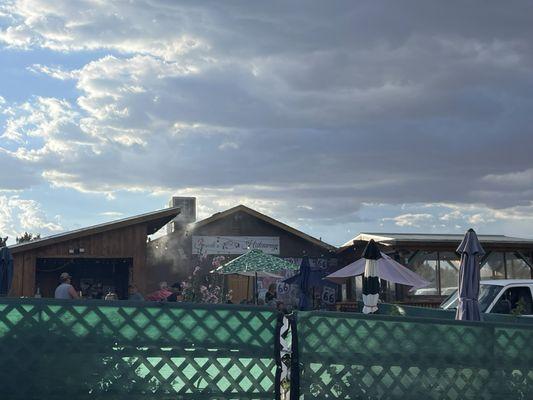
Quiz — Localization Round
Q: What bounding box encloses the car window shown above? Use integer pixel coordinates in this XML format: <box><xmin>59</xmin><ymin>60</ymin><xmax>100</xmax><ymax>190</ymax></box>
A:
<box><xmin>441</xmin><ymin>285</ymin><xmax>501</xmax><ymax>312</ymax></box>
<box><xmin>491</xmin><ymin>286</ymin><xmax>533</xmax><ymax>315</ymax></box>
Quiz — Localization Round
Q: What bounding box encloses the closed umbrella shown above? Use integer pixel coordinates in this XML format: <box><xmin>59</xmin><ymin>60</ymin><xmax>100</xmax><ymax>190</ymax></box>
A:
<box><xmin>362</xmin><ymin>240</ymin><xmax>381</xmax><ymax>314</ymax></box>
<box><xmin>0</xmin><ymin>246</ymin><xmax>14</xmax><ymax>297</ymax></box>
<box><xmin>284</xmin><ymin>257</ymin><xmax>337</xmax><ymax>310</ymax></box>
<box><xmin>297</xmin><ymin>256</ymin><xmax>310</xmax><ymax>310</ymax></box>
<box><xmin>455</xmin><ymin>229</ymin><xmax>485</xmax><ymax>321</ymax></box>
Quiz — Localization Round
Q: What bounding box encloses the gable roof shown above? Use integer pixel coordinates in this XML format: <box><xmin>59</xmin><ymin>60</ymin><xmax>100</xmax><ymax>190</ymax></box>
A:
<box><xmin>9</xmin><ymin>207</ymin><xmax>180</xmax><ymax>254</ymax></box>
<box><xmin>192</xmin><ymin>204</ymin><xmax>336</xmax><ymax>251</ymax></box>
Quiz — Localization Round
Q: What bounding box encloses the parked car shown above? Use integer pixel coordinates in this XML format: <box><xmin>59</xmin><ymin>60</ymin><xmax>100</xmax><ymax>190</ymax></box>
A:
<box><xmin>441</xmin><ymin>279</ymin><xmax>533</xmax><ymax>316</ymax></box>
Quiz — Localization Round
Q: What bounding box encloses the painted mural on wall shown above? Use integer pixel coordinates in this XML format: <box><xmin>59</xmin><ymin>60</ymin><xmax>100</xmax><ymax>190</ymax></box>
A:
<box><xmin>192</xmin><ymin>236</ymin><xmax>280</xmax><ymax>255</ymax></box>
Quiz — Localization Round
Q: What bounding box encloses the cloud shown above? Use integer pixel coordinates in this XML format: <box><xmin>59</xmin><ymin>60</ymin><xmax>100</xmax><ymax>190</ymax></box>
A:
<box><xmin>383</xmin><ymin>213</ymin><xmax>434</xmax><ymax>227</ymax></box>
<box><xmin>1</xmin><ymin>1</ymin><xmax>533</xmax><ymax>242</ymax></box>
<box><xmin>483</xmin><ymin>168</ymin><xmax>533</xmax><ymax>188</ymax></box>
<box><xmin>99</xmin><ymin>211</ymin><xmax>123</xmax><ymax>217</ymax></box>
<box><xmin>27</xmin><ymin>64</ymin><xmax>79</xmax><ymax>80</ymax></box>
<box><xmin>0</xmin><ymin>195</ymin><xmax>62</xmax><ymax>242</ymax></box>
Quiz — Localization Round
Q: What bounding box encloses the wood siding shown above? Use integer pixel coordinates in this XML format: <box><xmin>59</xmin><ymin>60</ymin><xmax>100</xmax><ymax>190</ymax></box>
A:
<box><xmin>10</xmin><ymin>224</ymin><xmax>149</xmax><ymax>297</ymax></box>
<box><xmin>147</xmin><ymin>209</ymin><xmax>337</xmax><ymax>301</ymax></box>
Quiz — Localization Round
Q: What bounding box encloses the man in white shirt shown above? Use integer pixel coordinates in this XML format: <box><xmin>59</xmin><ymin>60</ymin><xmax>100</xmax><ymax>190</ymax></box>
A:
<box><xmin>54</xmin><ymin>272</ymin><xmax>79</xmax><ymax>299</ymax></box>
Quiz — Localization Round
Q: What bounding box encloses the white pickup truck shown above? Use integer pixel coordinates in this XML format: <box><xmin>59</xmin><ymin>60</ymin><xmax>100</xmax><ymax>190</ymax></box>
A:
<box><xmin>441</xmin><ymin>279</ymin><xmax>533</xmax><ymax>316</ymax></box>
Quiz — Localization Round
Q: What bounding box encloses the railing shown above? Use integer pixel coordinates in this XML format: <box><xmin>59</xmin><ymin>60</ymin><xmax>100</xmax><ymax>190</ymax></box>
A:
<box><xmin>296</xmin><ymin>310</ymin><xmax>533</xmax><ymax>399</ymax></box>
<box><xmin>1</xmin><ymin>298</ymin><xmax>533</xmax><ymax>399</ymax></box>
<box><xmin>0</xmin><ymin>298</ymin><xmax>281</xmax><ymax>399</ymax></box>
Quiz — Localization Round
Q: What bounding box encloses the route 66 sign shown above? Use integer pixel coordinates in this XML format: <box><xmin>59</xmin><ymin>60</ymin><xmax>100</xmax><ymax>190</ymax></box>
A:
<box><xmin>321</xmin><ymin>286</ymin><xmax>336</xmax><ymax>305</ymax></box>
<box><xmin>277</xmin><ymin>282</ymin><xmax>290</xmax><ymax>295</ymax></box>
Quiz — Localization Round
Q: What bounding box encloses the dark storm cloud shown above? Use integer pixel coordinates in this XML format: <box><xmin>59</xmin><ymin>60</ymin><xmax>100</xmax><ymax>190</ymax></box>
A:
<box><xmin>1</xmin><ymin>0</ymin><xmax>533</xmax><ymax>225</ymax></box>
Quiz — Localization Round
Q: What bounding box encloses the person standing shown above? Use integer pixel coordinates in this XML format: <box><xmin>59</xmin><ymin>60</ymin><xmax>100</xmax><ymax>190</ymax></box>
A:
<box><xmin>54</xmin><ymin>272</ymin><xmax>79</xmax><ymax>299</ymax></box>
<box><xmin>265</xmin><ymin>283</ymin><xmax>277</xmax><ymax>304</ymax></box>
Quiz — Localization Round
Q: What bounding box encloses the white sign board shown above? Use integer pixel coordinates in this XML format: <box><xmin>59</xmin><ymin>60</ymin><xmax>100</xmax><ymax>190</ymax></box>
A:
<box><xmin>192</xmin><ymin>236</ymin><xmax>280</xmax><ymax>255</ymax></box>
<box><xmin>321</xmin><ymin>286</ymin><xmax>337</xmax><ymax>305</ymax></box>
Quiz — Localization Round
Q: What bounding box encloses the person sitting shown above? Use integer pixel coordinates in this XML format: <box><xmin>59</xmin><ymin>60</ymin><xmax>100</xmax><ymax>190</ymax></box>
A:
<box><xmin>167</xmin><ymin>282</ymin><xmax>183</xmax><ymax>302</ymax></box>
<box><xmin>54</xmin><ymin>272</ymin><xmax>79</xmax><ymax>300</ymax></box>
<box><xmin>128</xmin><ymin>284</ymin><xmax>144</xmax><ymax>301</ymax></box>
<box><xmin>492</xmin><ymin>292</ymin><xmax>512</xmax><ymax>314</ymax></box>
<box><xmin>146</xmin><ymin>282</ymin><xmax>173</xmax><ymax>301</ymax></box>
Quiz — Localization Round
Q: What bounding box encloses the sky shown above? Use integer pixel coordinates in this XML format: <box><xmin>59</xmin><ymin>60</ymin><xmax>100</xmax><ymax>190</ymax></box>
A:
<box><xmin>1</xmin><ymin>1</ymin><xmax>533</xmax><ymax>246</ymax></box>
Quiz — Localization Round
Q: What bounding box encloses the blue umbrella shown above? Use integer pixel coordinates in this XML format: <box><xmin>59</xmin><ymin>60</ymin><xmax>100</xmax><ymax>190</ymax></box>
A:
<box><xmin>0</xmin><ymin>246</ymin><xmax>14</xmax><ymax>296</ymax></box>
<box><xmin>298</xmin><ymin>256</ymin><xmax>311</xmax><ymax>310</ymax></box>
<box><xmin>284</xmin><ymin>257</ymin><xmax>336</xmax><ymax>310</ymax></box>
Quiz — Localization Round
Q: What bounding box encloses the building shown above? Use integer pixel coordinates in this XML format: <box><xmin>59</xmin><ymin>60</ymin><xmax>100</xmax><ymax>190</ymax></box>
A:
<box><xmin>338</xmin><ymin>232</ymin><xmax>533</xmax><ymax>305</ymax></box>
<box><xmin>147</xmin><ymin>198</ymin><xmax>337</xmax><ymax>303</ymax></box>
<box><xmin>8</xmin><ymin>207</ymin><xmax>180</xmax><ymax>298</ymax></box>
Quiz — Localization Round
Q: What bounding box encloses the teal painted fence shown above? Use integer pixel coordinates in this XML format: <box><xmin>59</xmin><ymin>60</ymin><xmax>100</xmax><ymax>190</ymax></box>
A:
<box><xmin>295</xmin><ymin>310</ymin><xmax>533</xmax><ymax>399</ymax></box>
<box><xmin>1</xmin><ymin>298</ymin><xmax>533</xmax><ymax>399</ymax></box>
<box><xmin>0</xmin><ymin>298</ymin><xmax>280</xmax><ymax>399</ymax></box>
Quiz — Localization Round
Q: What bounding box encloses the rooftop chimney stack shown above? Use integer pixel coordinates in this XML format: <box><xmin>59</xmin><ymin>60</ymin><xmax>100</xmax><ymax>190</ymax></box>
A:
<box><xmin>167</xmin><ymin>196</ymin><xmax>196</xmax><ymax>234</ymax></box>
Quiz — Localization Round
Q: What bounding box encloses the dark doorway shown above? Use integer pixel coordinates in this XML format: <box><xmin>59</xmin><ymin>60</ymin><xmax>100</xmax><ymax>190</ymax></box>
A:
<box><xmin>36</xmin><ymin>258</ymin><xmax>132</xmax><ymax>299</ymax></box>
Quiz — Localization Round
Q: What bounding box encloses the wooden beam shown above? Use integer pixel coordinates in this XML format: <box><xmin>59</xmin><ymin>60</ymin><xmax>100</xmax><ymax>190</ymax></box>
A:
<box><xmin>22</xmin><ymin>252</ymin><xmax>36</xmax><ymax>297</ymax></box>
<box><xmin>132</xmin><ymin>224</ymin><xmax>148</xmax><ymax>294</ymax></box>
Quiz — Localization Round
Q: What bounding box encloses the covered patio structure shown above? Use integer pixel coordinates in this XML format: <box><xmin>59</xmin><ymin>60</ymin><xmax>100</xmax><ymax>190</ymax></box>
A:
<box><xmin>7</xmin><ymin>207</ymin><xmax>180</xmax><ymax>298</ymax></box>
<box><xmin>337</xmin><ymin>232</ymin><xmax>533</xmax><ymax>306</ymax></box>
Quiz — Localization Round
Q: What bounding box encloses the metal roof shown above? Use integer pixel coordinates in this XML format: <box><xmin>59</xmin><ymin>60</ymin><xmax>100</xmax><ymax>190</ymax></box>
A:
<box><xmin>342</xmin><ymin>232</ymin><xmax>533</xmax><ymax>247</ymax></box>
<box><xmin>8</xmin><ymin>207</ymin><xmax>180</xmax><ymax>254</ymax></box>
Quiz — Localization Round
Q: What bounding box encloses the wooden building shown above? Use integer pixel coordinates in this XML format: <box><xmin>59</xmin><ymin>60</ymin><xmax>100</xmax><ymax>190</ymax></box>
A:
<box><xmin>148</xmin><ymin>200</ymin><xmax>337</xmax><ymax>303</ymax></box>
<box><xmin>8</xmin><ymin>207</ymin><xmax>179</xmax><ymax>298</ymax></box>
<box><xmin>338</xmin><ymin>232</ymin><xmax>533</xmax><ymax>306</ymax></box>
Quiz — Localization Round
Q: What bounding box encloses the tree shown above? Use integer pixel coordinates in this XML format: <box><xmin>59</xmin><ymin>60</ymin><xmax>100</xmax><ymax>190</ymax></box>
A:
<box><xmin>16</xmin><ymin>232</ymin><xmax>41</xmax><ymax>244</ymax></box>
<box><xmin>0</xmin><ymin>236</ymin><xmax>7</xmax><ymax>247</ymax></box>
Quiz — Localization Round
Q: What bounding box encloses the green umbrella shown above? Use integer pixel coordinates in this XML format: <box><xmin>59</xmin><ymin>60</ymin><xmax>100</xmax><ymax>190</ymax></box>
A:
<box><xmin>211</xmin><ymin>249</ymin><xmax>299</xmax><ymax>303</ymax></box>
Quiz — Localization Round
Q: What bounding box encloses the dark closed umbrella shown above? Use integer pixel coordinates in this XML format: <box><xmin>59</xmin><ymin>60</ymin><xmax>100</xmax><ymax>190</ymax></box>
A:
<box><xmin>284</xmin><ymin>257</ymin><xmax>337</xmax><ymax>310</ymax></box>
<box><xmin>0</xmin><ymin>246</ymin><xmax>14</xmax><ymax>296</ymax></box>
<box><xmin>297</xmin><ymin>256</ymin><xmax>311</xmax><ymax>310</ymax></box>
<box><xmin>362</xmin><ymin>240</ymin><xmax>381</xmax><ymax>314</ymax></box>
<box><xmin>455</xmin><ymin>229</ymin><xmax>485</xmax><ymax>321</ymax></box>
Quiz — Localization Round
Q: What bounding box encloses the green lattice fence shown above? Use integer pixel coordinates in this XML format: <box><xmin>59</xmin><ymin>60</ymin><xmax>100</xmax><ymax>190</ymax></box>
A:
<box><xmin>0</xmin><ymin>298</ymin><xmax>280</xmax><ymax>399</ymax></box>
<box><xmin>296</xmin><ymin>311</ymin><xmax>533</xmax><ymax>399</ymax></box>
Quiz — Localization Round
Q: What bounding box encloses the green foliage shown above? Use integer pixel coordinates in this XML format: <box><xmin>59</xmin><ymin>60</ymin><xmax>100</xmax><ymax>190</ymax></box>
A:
<box><xmin>511</xmin><ymin>298</ymin><xmax>527</xmax><ymax>317</ymax></box>
<box><xmin>388</xmin><ymin>304</ymin><xmax>404</xmax><ymax>316</ymax></box>
<box><xmin>16</xmin><ymin>232</ymin><xmax>41</xmax><ymax>243</ymax></box>
<box><xmin>0</xmin><ymin>322</ymin><xmax>160</xmax><ymax>398</ymax></box>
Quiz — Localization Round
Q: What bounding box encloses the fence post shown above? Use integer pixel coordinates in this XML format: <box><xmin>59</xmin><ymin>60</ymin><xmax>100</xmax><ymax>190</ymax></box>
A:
<box><xmin>275</xmin><ymin>312</ymin><xmax>283</xmax><ymax>400</ymax></box>
<box><xmin>289</xmin><ymin>312</ymin><xmax>300</xmax><ymax>400</ymax></box>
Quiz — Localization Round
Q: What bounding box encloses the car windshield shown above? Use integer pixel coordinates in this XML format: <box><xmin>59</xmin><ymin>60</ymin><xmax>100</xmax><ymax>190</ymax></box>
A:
<box><xmin>440</xmin><ymin>284</ymin><xmax>503</xmax><ymax>312</ymax></box>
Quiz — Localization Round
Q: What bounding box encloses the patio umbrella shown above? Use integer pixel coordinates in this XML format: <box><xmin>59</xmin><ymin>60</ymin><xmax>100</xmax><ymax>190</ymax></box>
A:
<box><xmin>361</xmin><ymin>240</ymin><xmax>381</xmax><ymax>314</ymax></box>
<box><xmin>283</xmin><ymin>257</ymin><xmax>337</xmax><ymax>310</ymax></box>
<box><xmin>0</xmin><ymin>246</ymin><xmax>14</xmax><ymax>296</ymax></box>
<box><xmin>324</xmin><ymin>250</ymin><xmax>429</xmax><ymax>289</ymax></box>
<box><xmin>286</xmin><ymin>256</ymin><xmax>312</xmax><ymax>310</ymax></box>
<box><xmin>455</xmin><ymin>229</ymin><xmax>485</xmax><ymax>321</ymax></box>
<box><xmin>211</xmin><ymin>249</ymin><xmax>299</xmax><ymax>303</ymax></box>
<box><xmin>325</xmin><ymin>240</ymin><xmax>430</xmax><ymax>313</ymax></box>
